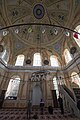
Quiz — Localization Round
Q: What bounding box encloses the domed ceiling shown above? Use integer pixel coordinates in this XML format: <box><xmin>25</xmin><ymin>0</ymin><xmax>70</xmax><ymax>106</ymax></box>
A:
<box><xmin>0</xmin><ymin>0</ymin><xmax>80</xmax><ymax>63</ymax></box>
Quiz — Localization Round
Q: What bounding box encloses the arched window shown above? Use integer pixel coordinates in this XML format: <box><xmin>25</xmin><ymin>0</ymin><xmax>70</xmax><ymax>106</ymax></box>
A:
<box><xmin>53</xmin><ymin>76</ymin><xmax>59</xmax><ymax>98</ymax></box>
<box><xmin>64</xmin><ymin>49</ymin><xmax>72</xmax><ymax>64</ymax></box>
<box><xmin>33</xmin><ymin>53</ymin><xmax>41</xmax><ymax>66</ymax></box>
<box><xmin>2</xmin><ymin>49</ymin><xmax>6</xmax><ymax>59</ymax></box>
<box><xmin>0</xmin><ymin>49</ymin><xmax>9</xmax><ymax>64</ymax></box>
<box><xmin>73</xmin><ymin>25</ymin><xmax>80</xmax><ymax>47</ymax></box>
<box><xmin>50</xmin><ymin>55</ymin><xmax>59</xmax><ymax>67</ymax></box>
<box><xmin>71</xmin><ymin>72</ymin><xmax>80</xmax><ymax>87</ymax></box>
<box><xmin>5</xmin><ymin>75</ymin><xmax>20</xmax><ymax>99</ymax></box>
<box><xmin>15</xmin><ymin>54</ymin><xmax>25</xmax><ymax>66</ymax></box>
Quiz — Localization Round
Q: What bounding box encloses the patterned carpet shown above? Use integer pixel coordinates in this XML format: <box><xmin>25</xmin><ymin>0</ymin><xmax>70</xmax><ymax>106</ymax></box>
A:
<box><xmin>0</xmin><ymin>108</ymin><xmax>79</xmax><ymax>120</ymax></box>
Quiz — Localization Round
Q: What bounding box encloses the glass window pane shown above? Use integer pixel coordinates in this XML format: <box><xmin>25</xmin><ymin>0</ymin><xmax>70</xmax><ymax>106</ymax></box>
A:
<box><xmin>5</xmin><ymin>76</ymin><xmax>20</xmax><ymax>100</ymax></box>
<box><xmin>53</xmin><ymin>77</ymin><xmax>59</xmax><ymax>98</ymax></box>
<box><xmin>15</xmin><ymin>55</ymin><xmax>24</xmax><ymax>66</ymax></box>
<box><xmin>50</xmin><ymin>55</ymin><xmax>59</xmax><ymax>67</ymax></box>
<box><xmin>64</xmin><ymin>49</ymin><xmax>72</xmax><ymax>64</ymax></box>
<box><xmin>33</xmin><ymin>53</ymin><xmax>41</xmax><ymax>66</ymax></box>
<box><xmin>71</xmin><ymin>72</ymin><xmax>80</xmax><ymax>87</ymax></box>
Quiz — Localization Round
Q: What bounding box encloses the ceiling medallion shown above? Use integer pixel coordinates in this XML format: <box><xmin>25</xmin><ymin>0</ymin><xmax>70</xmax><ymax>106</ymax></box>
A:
<box><xmin>44</xmin><ymin>60</ymin><xmax>49</xmax><ymax>65</ymax></box>
<box><xmin>33</xmin><ymin>4</ymin><xmax>45</xmax><ymax>19</ymax></box>
<box><xmin>70</xmin><ymin>47</ymin><xmax>77</xmax><ymax>55</ymax></box>
<box><xmin>26</xmin><ymin>59</ymin><xmax>31</xmax><ymax>64</ymax></box>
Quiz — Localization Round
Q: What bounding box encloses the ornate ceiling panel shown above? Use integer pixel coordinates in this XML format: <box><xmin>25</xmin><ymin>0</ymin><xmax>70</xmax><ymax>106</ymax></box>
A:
<box><xmin>7</xmin><ymin>6</ymin><xmax>31</xmax><ymax>24</ymax></box>
<box><xmin>11</xmin><ymin>34</ymin><xmax>29</xmax><ymax>55</ymax></box>
<box><xmin>3</xmin><ymin>0</ymin><xmax>72</xmax><ymax>46</ymax></box>
<box><xmin>0</xmin><ymin>0</ymin><xmax>79</xmax><ymax>60</ymax></box>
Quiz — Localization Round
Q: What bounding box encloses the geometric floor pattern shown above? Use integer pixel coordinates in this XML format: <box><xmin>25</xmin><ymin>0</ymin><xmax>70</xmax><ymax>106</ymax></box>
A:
<box><xmin>0</xmin><ymin>108</ymin><xmax>79</xmax><ymax>120</ymax></box>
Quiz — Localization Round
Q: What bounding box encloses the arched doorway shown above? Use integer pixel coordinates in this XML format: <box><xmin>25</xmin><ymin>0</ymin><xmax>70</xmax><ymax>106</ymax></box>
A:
<box><xmin>32</xmin><ymin>84</ymin><xmax>42</xmax><ymax>106</ymax></box>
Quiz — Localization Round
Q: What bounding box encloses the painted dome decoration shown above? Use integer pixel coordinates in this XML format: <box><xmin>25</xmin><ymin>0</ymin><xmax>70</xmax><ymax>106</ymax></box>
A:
<box><xmin>33</xmin><ymin>4</ymin><xmax>45</xmax><ymax>19</ymax></box>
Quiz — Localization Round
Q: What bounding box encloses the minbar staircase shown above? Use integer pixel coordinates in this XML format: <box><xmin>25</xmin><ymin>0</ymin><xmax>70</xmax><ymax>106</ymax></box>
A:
<box><xmin>73</xmin><ymin>88</ymin><xmax>80</xmax><ymax>101</ymax></box>
<box><xmin>0</xmin><ymin>108</ymin><xmax>79</xmax><ymax>120</ymax></box>
<box><xmin>59</xmin><ymin>85</ymin><xmax>80</xmax><ymax>118</ymax></box>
